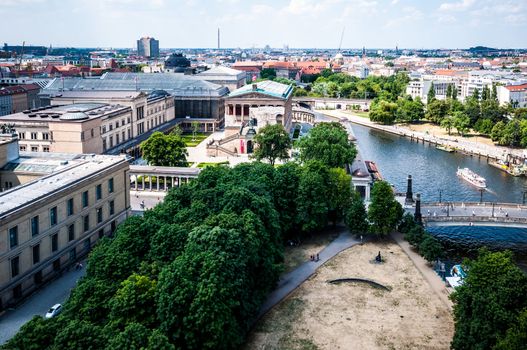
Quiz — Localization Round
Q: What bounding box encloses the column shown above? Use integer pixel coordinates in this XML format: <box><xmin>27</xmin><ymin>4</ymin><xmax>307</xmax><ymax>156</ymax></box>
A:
<box><xmin>149</xmin><ymin>176</ymin><xmax>152</xmax><ymax>191</ymax></box>
<box><xmin>178</xmin><ymin>177</ymin><xmax>181</xmax><ymax>187</ymax></box>
<box><xmin>156</xmin><ymin>177</ymin><xmax>160</xmax><ymax>191</ymax></box>
<box><xmin>141</xmin><ymin>175</ymin><xmax>145</xmax><ymax>191</ymax></box>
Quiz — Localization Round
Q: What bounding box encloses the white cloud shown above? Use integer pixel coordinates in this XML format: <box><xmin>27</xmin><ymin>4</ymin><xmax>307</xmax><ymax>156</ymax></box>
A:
<box><xmin>439</xmin><ymin>0</ymin><xmax>475</xmax><ymax>12</ymax></box>
<box><xmin>0</xmin><ymin>0</ymin><xmax>44</xmax><ymax>5</ymax></box>
<box><xmin>385</xmin><ymin>6</ymin><xmax>423</xmax><ymax>27</ymax></box>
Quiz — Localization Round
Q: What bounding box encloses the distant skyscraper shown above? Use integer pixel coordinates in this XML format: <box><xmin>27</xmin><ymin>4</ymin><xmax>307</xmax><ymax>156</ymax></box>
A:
<box><xmin>137</xmin><ymin>37</ymin><xmax>159</xmax><ymax>58</ymax></box>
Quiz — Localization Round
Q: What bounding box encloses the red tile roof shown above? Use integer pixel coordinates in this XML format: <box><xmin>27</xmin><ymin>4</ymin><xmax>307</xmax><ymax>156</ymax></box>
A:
<box><xmin>505</xmin><ymin>84</ymin><xmax>527</xmax><ymax>92</ymax></box>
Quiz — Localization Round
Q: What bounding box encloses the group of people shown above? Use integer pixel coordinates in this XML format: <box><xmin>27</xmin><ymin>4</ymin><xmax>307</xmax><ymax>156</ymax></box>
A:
<box><xmin>310</xmin><ymin>254</ymin><xmax>320</xmax><ymax>262</ymax></box>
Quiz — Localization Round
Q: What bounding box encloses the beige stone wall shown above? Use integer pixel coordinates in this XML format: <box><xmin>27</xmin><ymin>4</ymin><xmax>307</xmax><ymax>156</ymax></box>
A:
<box><xmin>0</xmin><ymin>160</ymin><xmax>130</xmax><ymax>309</ymax></box>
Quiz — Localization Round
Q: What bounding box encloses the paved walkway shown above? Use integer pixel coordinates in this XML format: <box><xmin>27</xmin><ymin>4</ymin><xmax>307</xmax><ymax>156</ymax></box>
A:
<box><xmin>256</xmin><ymin>229</ymin><xmax>360</xmax><ymax>320</ymax></box>
<box><xmin>390</xmin><ymin>231</ymin><xmax>453</xmax><ymax>311</ymax></box>
<box><xmin>321</xmin><ymin>110</ymin><xmax>525</xmax><ymax>161</ymax></box>
<box><xmin>0</xmin><ymin>265</ymin><xmax>86</xmax><ymax>345</ymax></box>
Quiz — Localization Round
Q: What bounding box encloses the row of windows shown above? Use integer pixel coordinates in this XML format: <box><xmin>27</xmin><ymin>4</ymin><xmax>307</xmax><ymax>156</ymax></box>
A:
<box><xmin>10</xmin><ymin>200</ymin><xmax>115</xmax><ymax>279</ymax></box>
<box><xmin>102</xmin><ymin>129</ymin><xmax>131</xmax><ymax>151</ymax></box>
<box><xmin>147</xmin><ymin>104</ymin><xmax>167</xmax><ymax>116</ymax></box>
<box><xmin>7</xmin><ymin>179</ymin><xmax>114</xmax><ymax>250</ymax></box>
<box><xmin>18</xmin><ymin>132</ymin><xmax>50</xmax><ymax>140</ymax></box>
<box><xmin>19</xmin><ymin>145</ymin><xmax>49</xmax><ymax>152</ymax></box>
<box><xmin>101</xmin><ymin>117</ymin><xmax>131</xmax><ymax>134</ymax></box>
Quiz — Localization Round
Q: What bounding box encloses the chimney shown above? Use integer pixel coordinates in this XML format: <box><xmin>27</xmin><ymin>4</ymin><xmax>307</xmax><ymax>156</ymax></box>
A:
<box><xmin>252</xmin><ymin>83</ymin><xmax>257</xmax><ymax>91</ymax></box>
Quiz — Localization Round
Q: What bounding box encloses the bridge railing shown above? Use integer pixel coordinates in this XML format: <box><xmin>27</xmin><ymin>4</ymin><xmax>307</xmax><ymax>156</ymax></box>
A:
<box><xmin>424</xmin><ymin>215</ymin><xmax>527</xmax><ymax>224</ymax></box>
<box><xmin>421</xmin><ymin>201</ymin><xmax>527</xmax><ymax>210</ymax></box>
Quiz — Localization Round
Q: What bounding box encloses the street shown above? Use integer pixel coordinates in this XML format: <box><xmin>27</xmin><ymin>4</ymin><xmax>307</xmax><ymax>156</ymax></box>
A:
<box><xmin>0</xmin><ymin>266</ymin><xmax>85</xmax><ymax>344</ymax></box>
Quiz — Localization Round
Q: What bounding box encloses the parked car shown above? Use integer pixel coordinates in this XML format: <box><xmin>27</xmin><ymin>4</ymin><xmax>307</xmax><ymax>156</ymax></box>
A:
<box><xmin>45</xmin><ymin>303</ymin><xmax>62</xmax><ymax>318</ymax></box>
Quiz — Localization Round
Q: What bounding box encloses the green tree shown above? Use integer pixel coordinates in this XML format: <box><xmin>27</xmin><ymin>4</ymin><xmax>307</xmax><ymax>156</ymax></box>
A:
<box><xmin>54</xmin><ymin>319</ymin><xmax>106</xmax><ymax>350</ymax></box>
<box><xmin>418</xmin><ymin>234</ymin><xmax>443</xmax><ymax>263</ymax></box>
<box><xmin>446</xmin><ymin>84</ymin><xmax>453</xmax><ymax>99</ymax></box>
<box><xmin>107</xmin><ymin>322</ymin><xmax>151</xmax><ymax>350</ymax></box>
<box><xmin>252</xmin><ymin>123</ymin><xmax>292</xmax><ymax>166</ymax></box>
<box><xmin>297</xmin><ymin>122</ymin><xmax>357</xmax><ymax>168</ymax></box>
<box><xmin>452</xmin><ymin>86</ymin><xmax>458</xmax><ymax>100</ymax></box>
<box><xmin>491</xmin><ymin>121</ymin><xmax>507</xmax><ymax>143</ymax></box>
<box><xmin>370</xmin><ymin>100</ymin><xmax>398</xmax><ymax>124</ymax></box>
<box><xmin>453</xmin><ymin>111</ymin><xmax>471</xmax><ymax>136</ymax></box>
<box><xmin>345</xmin><ymin>192</ymin><xmax>369</xmax><ymax>235</ymax></box>
<box><xmin>451</xmin><ymin>249</ymin><xmax>527</xmax><ymax>350</ymax></box>
<box><xmin>427</xmin><ymin>82</ymin><xmax>436</xmax><ymax>103</ymax></box>
<box><xmin>140</xmin><ymin>131</ymin><xmax>188</xmax><ymax>167</ymax></box>
<box><xmin>405</xmin><ymin>225</ymin><xmax>426</xmax><ymax>247</ymax></box>
<box><xmin>494</xmin><ymin>309</ymin><xmax>527</xmax><ymax>350</ymax></box>
<box><xmin>296</xmin><ymin>161</ymin><xmax>330</xmax><ymax>232</ymax></box>
<box><xmin>440</xmin><ymin>115</ymin><xmax>455</xmax><ymax>135</ymax></box>
<box><xmin>396</xmin><ymin>96</ymin><xmax>425</xmax><ymax>123</ymax></box>
<box><xmin>260</xmin><ymin>68</ymin><xmax>276</xmax><ymax>80</ymax></box>
<box><xmin>327</xmin><ymin>167</ymin><xmax>353</xmax><ymax>226</ymax></box>
<box><xmin>474</xmin><ymin>118</ymin><xmax>494</xmax><ymax>135</ymax></box>
<box><xmin>191</xmin><ymin>121</ymin><xmax>200</xmax><ymax>141</ymax></box>
<box><xmin>1</xmin><ymin>316</ymin><xmax>62</xmax><ymax>350</ymax></box>
<box><xmin>425</xmin><ymin>99</ymin><xmax>450</xmax><ymax>124</ymax></box>
<box><xmin>367</xmin><ymin>181</ymin><xmax>403</xmax><ymax>237</ymax></box>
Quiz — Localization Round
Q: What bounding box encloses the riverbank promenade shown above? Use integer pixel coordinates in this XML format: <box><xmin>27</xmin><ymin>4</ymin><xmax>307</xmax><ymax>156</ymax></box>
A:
<box><xmin>321</xmin><ymin>110</ymin><xmax>526</xmax><ymax>162</ymax></box>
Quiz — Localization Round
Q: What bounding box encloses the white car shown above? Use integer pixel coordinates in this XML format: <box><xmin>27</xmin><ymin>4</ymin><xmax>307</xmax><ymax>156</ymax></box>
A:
<box><xmin>45</xmin><ymin>303</ymin><xmax>62</xmax><ymax>319</ymax></box>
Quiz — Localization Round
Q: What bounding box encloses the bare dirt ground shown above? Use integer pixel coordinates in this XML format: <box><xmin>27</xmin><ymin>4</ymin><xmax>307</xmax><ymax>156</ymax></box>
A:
<box><xmin>401</xmin><ymin>122</ymin><xmax>495</xmax><ymax>147</ymax></box>
<box><xmin>245</xmin><ymin>240</ymin><xmax>454</xmax><ymax>350</ymax></box>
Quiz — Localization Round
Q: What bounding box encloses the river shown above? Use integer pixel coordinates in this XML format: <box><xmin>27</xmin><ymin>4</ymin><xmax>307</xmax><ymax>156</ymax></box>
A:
<box><xmin>350</xmin><ymin>122</ymin><xmax>527</xmax><ymax>258</ymax></box>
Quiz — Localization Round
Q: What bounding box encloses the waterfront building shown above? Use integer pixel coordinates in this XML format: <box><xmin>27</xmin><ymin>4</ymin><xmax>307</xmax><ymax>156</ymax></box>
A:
<box><xmin>498</xmin><ymin>83</ymin><xmax>527</xmax><ymax>108</ymax></box>
<box><xmin>0</xmin><ymin>134</ymin><xmax>130</xmax><ymax>311</ymax></box>
<box><xmin>137</xmin><ymin>37</ymin><xmax>160</xmax><ymax>58</ymax></box>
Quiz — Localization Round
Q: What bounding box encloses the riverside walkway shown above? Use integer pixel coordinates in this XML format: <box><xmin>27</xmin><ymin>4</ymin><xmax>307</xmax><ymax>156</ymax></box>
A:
<box><xmin>321</xmin><ymin>110</ymin><xmax>526</xmax><ymax>162</ymax></box>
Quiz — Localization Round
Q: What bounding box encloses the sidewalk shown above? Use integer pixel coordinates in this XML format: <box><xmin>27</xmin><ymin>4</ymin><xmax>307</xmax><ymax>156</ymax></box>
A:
<box><xmin>390</xmin><ymin>231</ymin><xmax>453</xmax><ymax>311</ymax></box>
<box><xmin>256</xmin><ymin>229</ymin><xmax>359</xmax><ymax>321</ymax></box>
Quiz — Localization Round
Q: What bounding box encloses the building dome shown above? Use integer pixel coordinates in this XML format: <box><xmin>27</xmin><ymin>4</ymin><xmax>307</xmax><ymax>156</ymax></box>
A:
<box><xmin>352</xmin><ymin>168</ymin><xmax>369</xmax><ymax>177</ymax></box>
<box><xmin>164</xmin><ymin>53</ymin><xmax>191</xmax><ymax>73</ymax></box>
<box><xmin>60</xmin><ymin>112</ymin><xmax>89</xmax><ymax>121</ymax></box>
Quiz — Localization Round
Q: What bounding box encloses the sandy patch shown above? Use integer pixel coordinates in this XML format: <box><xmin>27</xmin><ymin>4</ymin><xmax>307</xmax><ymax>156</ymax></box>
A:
<box><xmin>283</xmin><ymin>229</ymin><xmax>341</xmax><ymax>273</ymax></box>
<box><xmin>401</xmin><ymin>122</ymin><xmax>494</xmax><ymax>147</ymax></box>
<box><xmin>245</xmin><ymin>241</ymin><xmax>454</xmax><ymax>350</ymax></box>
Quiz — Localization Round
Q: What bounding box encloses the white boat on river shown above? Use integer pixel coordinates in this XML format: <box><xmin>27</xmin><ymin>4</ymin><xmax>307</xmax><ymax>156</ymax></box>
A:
<box><xmin>456</xmin><ymin>167</ymin><xmax>487</xmax><ymax>189</ymax></box>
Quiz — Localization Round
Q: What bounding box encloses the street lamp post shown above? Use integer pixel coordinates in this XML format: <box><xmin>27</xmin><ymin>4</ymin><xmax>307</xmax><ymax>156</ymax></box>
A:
<box><xmin>492</xmin><ymin>202</ymin><xmax>495</xmax><ymax>218</ymax></box>
<box><xmin>439</xmin><ymin>189</ymin><xmax>442</xmax><ymax>204</ymax></box>
<box><xmin>446</xmin><ymin>202</ymin><xmax>449</xmax><ymax>217</ymax></box>
<box><xmin>479</xmin><ymin>189</ymin><xmax>484</xmax><ymax>204</ymax></box>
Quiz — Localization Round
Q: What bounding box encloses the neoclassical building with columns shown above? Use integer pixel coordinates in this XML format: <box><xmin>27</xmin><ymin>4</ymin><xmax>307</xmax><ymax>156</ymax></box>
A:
<box><xmin>207</xmin><ymin>81</ymin><xmax>293</xmax><ymax>156</ymax></box>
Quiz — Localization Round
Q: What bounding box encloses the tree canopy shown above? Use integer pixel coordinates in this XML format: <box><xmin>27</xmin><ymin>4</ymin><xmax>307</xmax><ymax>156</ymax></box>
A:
<box><xmin>367</xmin><ymin>181</ymin><xmax>403</xmax><ymax>237</ymax></box>
<box><xmin>296</xmin><ymin>122</ymin><xmax>357</xmax><ymax>168</ymax></box>
<box><xmin>252</xmin><ymin>123</ymin><xmax>292</xmax><ymax>166</ymax></box>
<box><xmin>140</xmin><ymin>130</ymin><xmax>188</xmax><ymax>167</ymax></box>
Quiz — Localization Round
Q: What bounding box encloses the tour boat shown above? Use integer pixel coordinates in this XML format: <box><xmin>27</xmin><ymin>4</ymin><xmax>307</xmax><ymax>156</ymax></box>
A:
<box><xmin>456</xmin><ymin>167</ymin><xmax>487</xmax><ymax>188</ymax></box>
<box><xmin>436</xmin><ymin>144</ymin><xmax>455</xmax><ymax>153</ymax></box>
<box><xmin>446</xmin><ymin>264</ymin><xmax>466</xmax><ymax>289</ymax></box>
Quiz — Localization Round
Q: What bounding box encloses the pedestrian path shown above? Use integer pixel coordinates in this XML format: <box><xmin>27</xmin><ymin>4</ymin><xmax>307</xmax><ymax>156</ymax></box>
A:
<box><xmin>390</xmin><ymin>231</ymin><xmax>453</xmax><ymax>311</ymax></box>
<box><xmin>256</xmin><ymin>230</ymin><xmax>359</xmax><ymax>321</ymax></box>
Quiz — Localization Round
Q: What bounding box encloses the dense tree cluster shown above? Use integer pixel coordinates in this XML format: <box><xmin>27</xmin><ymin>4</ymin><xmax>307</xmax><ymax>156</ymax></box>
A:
<box><xmin>451</xmin><ymin>249</ymin><xmax>527</xmax><ymax>350</ymax></box>
<box><xmin>398</xmin><ymin>213</ymin><xmax>443</xmax><ymax>263</ymax></box>
<box><xmin>252</xmin><ymin>123</ymin><xmax>291</xmax><ymax>165</ymax></box>
<box><xmin>4</xmin><ymin>158</ymin><xmax>356</xmax><ymax>349</ymax></box>
<box><xmin>140</xmin><ymin>128</ymin><xmax>188</xmax><ymax>167</ymax></box>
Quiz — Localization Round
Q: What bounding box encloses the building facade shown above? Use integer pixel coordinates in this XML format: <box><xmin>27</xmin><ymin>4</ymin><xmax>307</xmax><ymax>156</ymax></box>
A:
<box><xmin>137</xmin><ymin>37</ymin><xmax>160</xmax><ymax>58</ymax></box>
<box><xmin>0</xmin><ymin>84</ymin><xmax>41</xmax><ymax>116</ymax></box>
<box><xmin>0</xmin><ymin>134</ymin><xmax>130</xmax><ymax>311</ymax></box>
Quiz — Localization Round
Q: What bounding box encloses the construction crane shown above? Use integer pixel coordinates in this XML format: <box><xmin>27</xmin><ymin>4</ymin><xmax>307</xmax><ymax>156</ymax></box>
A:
<box><xmin>14</xmin><ymin>41</ymin><xmax>25</xmax><ymax>78</ymax></box>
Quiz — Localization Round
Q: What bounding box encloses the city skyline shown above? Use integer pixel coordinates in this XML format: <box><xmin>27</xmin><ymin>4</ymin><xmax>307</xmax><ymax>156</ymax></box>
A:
<box><xmin>1</xmin><ymin>0</ymin><xmax>526</xmax><ymax>50</ymax></box>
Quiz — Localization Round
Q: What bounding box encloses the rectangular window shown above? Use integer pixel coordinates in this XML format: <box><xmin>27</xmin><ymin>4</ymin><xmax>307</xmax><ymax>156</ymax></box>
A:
<box><xmin>68</xmin><ymin>224</ymin><xmax>75</xmax><ymax>241</ymax></box>
<box><xmin>11</xmin><ymin>257</ymin><xmax>19</xmax><ymax>277</ymax></box>
<box><xmin>103</xmin><ymin>139</ymin><xmax>107</xmax><ymax>151</ymax></box>
<box><xmin>19</xmin><ymin>145</ymin><xmax>27</xmax><ymax>151</ymax></box>
<box><xmin>109</xmin><ymin>200</ymin><xmax>115</xmax><ymax>216</ymax></box>
<box><xmin>53</xmin><ymin>259</ymin><xmax>60</xmax><ymax>271</ymax></box>
<box><xmin>43</xmin><ymin>146</ymin><xmax>49</xmax><ymax>152</ymax></box>
<box><xmin>51</xmin><ymin>233</ymin><xmax>58</xmax><ymax>252</ymax></box>
<box><xmin>67</xmin><ymin>198</ymin><xmax>74</xmax><ymax>216</ymax></box>
<box><xmin>83</xmin><ymin>215</ymin><xmax>89</xmax><ymax>232</ymax></box>
<box><xmin>50</xmin><ymin>206</ymin><xmax>58</xmax><ymax>226</ymax></box>
<box><xmin>31</xmin><ymin>216</ymin><xmax>39</xmax><ymax>236</ymax></box>
<box><xmin>109</xmin><ymin>136</ymin><xmax>113</xmax><ymax>148</ymax></box>
<box><xmin>43</xmin><ymin>132</ymin><xmax>49</xmax><ymax>140</ymax></box>
<box><xmin>122</xmin><ymin>131</ymin><xmax>125</xmax><ymax>141</ymax></box>
<box><xmin>19</xmin><ymin>132</ymin><xmax>25</xmax><ymax>139</ymax></box>
<box><xmin>34</xmin><ymin>270</ymin><xmax>42</xmax><ymax>284</ymax></box>
<box><xmin>115</xmin><ymin>121</ymin><xmax>119</xmax><ymax>128</ymax></box>
<box><xmin>97</xmin><ymin>207</ymin><xmax>103</xmax><ymax>224</ymax></box>
<box><xmin>96</xmin><ymin>184</ymin><xmax>102</xmax><ymax>200</ymax></box>
<box><xmin>33</xmin><ymin>244</ymin><xmax>40</xmax><ymax>264</ymax></box>
<box><xmin>84</xmin><ymin>238</ymin><xmax>91</xmax><ymax>252</ymax></box>
<box><xmin>116</xmin><ymin>134</ymin><xmax>119</xmax><ymax>144</ymax></box>
<box><xmin>69</xmin><ymin>248</ymin><xmax>76</xmax><ymax>262</ymax></box>
<box><xmin>31</xmin><ymin>132</ymin><xmax>38</xmax><ymax>140</ymax></box>
<box><xmin>137</xmin><ymin>106</ymin><xmax>144</xmax><ymax>120</ymax></box>
<box><xmin>82</xmin><ymin>191</ymin><xmax>89</xmax><ymax>208</ymax></box>
<box><xmin>9</xmin><ymin>226</ymin><xmax>18</xmax><ymax>248</ymax></box>
<box><xmin>81</xmin><ymin>131</ymin><xmax>85</xmax><ymax>141</ymax></box>
<box><xmin>102</xmin><ymin>125</ymin><xmax>106</xmax><ymax>134</ymax></box>
<box><xmin>91</xmin><ymin>129</ymin><xmax>94</xmax><ymax>137</ymax></box>
<box><xmin>98</xmin><ymin>229</ymin><xmax>104</xmax><ymax>239</ymax></box>
<box><xmin>31</xmin><ymin>146</ymin><xmax>38</xmax><ymax>152</ymax></box>
<box><xmin>108</xmin><ymin>178</ymin><xmax>114</xmax><ymax>193</ymax></box>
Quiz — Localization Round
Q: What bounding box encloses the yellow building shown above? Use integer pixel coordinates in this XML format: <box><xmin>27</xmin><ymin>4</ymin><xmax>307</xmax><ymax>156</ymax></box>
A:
<box><xmin>0</xmin><ymin>134</ymin><xmax>131</xmax><ymax>311</ymax></box>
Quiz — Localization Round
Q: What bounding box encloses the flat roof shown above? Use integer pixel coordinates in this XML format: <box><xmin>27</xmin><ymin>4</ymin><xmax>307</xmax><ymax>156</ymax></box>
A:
<box><xmin>0</xmin><ymin>103</ymin><xmax>130</xmax><ymax>123</ymax></box>
<box><xmin>0</xmin><ymin>153</ymin><xmax>128</xmax><ymax>219</ymax></box>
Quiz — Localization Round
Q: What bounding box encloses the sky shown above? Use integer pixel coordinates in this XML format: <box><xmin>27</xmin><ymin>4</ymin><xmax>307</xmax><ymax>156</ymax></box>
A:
<box><xmin>0</xmin><ymin>0</ymin><xmax>526</xmax><ymax>49</ymax></box>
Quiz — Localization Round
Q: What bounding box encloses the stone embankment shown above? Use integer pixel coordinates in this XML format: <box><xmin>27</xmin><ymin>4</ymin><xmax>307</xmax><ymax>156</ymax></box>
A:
<box><xmin>321</xmin><ymin>110</ymin><xmax>526</xmax><ymax>163</ymax></box>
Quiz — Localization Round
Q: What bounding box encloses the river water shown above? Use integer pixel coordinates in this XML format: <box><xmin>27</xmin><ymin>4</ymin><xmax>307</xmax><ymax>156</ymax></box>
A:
<box><xmin>350</xmin><ymin>123</ymin><xmax>527</xmax><ymax>257</ymax></box>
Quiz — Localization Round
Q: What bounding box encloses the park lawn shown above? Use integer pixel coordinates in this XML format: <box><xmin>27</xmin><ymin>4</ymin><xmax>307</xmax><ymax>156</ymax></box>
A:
<box><xmin>196</xmin><ymin>161</ymin><xmax>230</xmax><ymax>168</ymax></box>
<box><xmin>353</xmin><ymin>111</ymin><xmax>370</xmax><ymax>118</ymax></box>
<box><xmin>181</xmin><ymin>133</ymin><xmax>208</xmax><ymax>147</ymax></box>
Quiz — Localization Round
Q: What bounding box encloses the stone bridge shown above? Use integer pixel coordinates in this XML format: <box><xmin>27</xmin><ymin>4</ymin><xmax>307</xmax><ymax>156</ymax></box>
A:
<box><xmin>410</xmin><ymin>201</ymin><xmax>527</xmax><ymax>228</ymax></box>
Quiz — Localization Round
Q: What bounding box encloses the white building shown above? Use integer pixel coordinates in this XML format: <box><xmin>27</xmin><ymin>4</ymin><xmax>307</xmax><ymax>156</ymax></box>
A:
<box><xmin>498</xmin><ymin>84</ymin><xmax>527</xmax><ymax>108</ymax></box>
